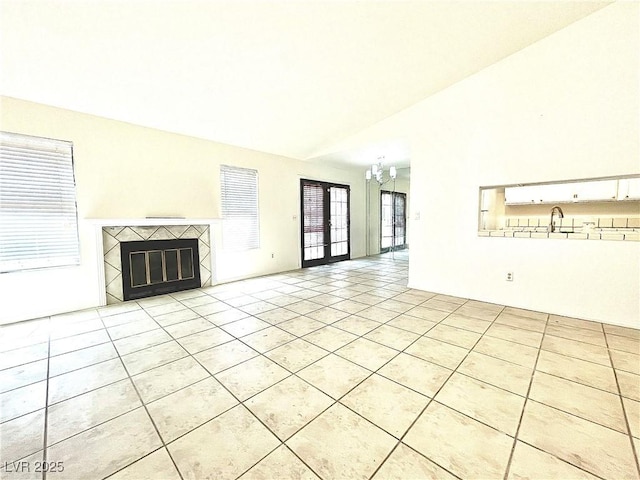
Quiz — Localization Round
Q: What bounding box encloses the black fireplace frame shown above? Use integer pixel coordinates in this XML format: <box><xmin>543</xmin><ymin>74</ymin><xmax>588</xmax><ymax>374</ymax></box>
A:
<box><xmin>120</xmin><ymin>238</ymin><xmax>201</xmax><ymax>301</ymax></box>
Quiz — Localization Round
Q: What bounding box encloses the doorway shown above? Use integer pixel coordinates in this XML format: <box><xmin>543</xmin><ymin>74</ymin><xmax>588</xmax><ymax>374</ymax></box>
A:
<box><xmin>380</xmin><ymin>191</ymin><xmax>407</xmax><ymax>252</ymax></box>
<box><xmin>300</xmin><ymin>179</ymin><xmax>350</xmax><ymax>268</ymax></box>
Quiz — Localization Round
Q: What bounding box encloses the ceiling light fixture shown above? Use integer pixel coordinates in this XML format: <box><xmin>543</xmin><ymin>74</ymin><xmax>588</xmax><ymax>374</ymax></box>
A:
<box><xmin>365</xmin><ymin>156</ymin><xmax>398</xmax><ymax>259</ymax></box>
<box><xmin>366</xmin><ymin>156</ymin><xmax>397</xmax><ymax>185</ymax></box>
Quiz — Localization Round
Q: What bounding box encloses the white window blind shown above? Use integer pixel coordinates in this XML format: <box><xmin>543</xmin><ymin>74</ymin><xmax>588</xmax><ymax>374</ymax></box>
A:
<box><xmin>0</xmin><ymin>131</ymin><xmax>80</xmax><ymax>273</ymax></box>
<box><xmin>220</xmin><ymin>165</ymin><xmax>259</xmax><ymax>251</ymax></box>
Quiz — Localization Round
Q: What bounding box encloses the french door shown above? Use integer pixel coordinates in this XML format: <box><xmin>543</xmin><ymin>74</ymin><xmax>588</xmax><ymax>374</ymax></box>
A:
<box><xmin>381</xmin><ymin>191</ymin><xmax>407</xmax><ymax>252</ymax></box>
<box><xmin>301</xmin><ymin>179</ymin><xmax>350</xmax><ymax>268</ymax></box>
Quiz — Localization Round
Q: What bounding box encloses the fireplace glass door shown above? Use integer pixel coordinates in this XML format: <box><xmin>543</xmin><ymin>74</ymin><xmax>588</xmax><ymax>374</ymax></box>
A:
<box><xmin>120</xmin><ymin>238</ymin><xmax>200</xmax><ymax>301</ymax></box>
<box><xmin>129</xmin><ymin>248</ymin><xmax>194</xmax><ymax>287</ymax></box>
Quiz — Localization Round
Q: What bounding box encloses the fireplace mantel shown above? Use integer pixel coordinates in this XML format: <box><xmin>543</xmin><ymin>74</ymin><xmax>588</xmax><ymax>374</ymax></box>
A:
<box><xmin>88</xmin><ymin>218</ymin><xmax>221</xmax><ymax>227</ymax></box>
<box><xmin>91</xmin><ymin>218</ymin><xmax>220</xmax><ymax>305</ymax></box>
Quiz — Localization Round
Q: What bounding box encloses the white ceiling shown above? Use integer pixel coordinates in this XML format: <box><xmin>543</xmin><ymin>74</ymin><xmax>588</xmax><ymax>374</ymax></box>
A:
<box><xmin>0</xmin><ymin>0</ymin><xmax>609</xmax><ymax>166</ymax></box>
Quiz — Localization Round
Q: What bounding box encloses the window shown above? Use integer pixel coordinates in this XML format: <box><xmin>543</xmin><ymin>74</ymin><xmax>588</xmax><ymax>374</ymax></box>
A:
<box><xmin>0</xmin><ymin>131</ymin><xmax>80</xmax><ymax>272</ymax></box>
<box><xmin>220</xmin><ymin>165</ymin><xmax>259</xmax><ymax>251</ymax></box>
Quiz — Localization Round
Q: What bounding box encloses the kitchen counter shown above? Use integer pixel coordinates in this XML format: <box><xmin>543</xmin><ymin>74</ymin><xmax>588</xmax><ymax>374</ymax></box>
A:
<box><xmin>478</xmin><ymin>229</ymin><xmax>639</xmax><ymax>241</ymax></box>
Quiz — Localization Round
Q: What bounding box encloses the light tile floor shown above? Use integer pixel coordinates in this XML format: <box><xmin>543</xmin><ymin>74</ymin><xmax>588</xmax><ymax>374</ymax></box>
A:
<box><xmin>1</xmin><ymin>251</ymin><xmax>639</xmax><ymax>479</ymax></box>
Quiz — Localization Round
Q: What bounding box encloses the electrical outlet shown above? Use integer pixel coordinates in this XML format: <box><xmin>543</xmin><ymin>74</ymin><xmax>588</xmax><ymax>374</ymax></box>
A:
<box><xmin>271</xmin><ymin>253</ymin><xmax>275</xmax><ymax>259</ymax></box>
<box><xmin>506</xmin><ymin>272</ymin><xmax>514</xmax><ymax>282</ymax></box>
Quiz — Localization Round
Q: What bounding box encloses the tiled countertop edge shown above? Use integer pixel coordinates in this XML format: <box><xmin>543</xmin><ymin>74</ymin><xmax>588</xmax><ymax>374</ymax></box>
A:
<box><xmin>478</xmin><ymin>230</ymin><xmax>639</xmax><ymax>241</ymax></box>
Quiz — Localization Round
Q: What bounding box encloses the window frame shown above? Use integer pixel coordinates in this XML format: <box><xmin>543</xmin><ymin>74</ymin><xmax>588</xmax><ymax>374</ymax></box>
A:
<box><xmin>220</xmin><ymin>165</ymin><xmax>260</xmax><ymax>251</ymax></box>
<box><xmin>0</xmin><ymin>131</ymin><xmax>81</xmax><ymax>273</ymax></box>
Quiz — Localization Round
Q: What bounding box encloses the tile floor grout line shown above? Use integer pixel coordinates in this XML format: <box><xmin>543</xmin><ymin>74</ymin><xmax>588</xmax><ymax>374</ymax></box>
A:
<box><xmin>223</xmin><ymin>284</ymin><xmax>406</xmax><ymax>357</ymax></box>
<box><xmin>157</xmin><ymin>298</ymin><xmax>329</xmax><ymax>480</ymax></box>
<box><xmin>335</xmin><ymin>376</ymin><xmax>425</xmax><ymax>441</ymax></box>
<box><xmin>386</xmin><ymin>441</ymin><xmax>464</xmax><ymax>480</ymax></box>
<box><xmin>367</xmin><ymin>300</ymin><xmax>506</xmax><ymax>480</ymax></box>
<box><xmin>508</xmin><ymin>399</ymin><xmax>634</xmax><ymax>477</ymax></box>
<box><xmin>41</xmin><ymin>374</ymin><xmax>129</xmax><ymax>411</ymax></box>
<box><xmin>511</xmin><ymin>439</ymin><xmax>611</xmax><ymax>480</ymax></box>
<box><xmin>182</xmin><ymin>277</ymin><xmax>424</xmax><ymax>477</ymax></box>
<box><xmin>41</xmin><ymin>316</ymin><xmax>52</xmax><ymax>480</ymax></box>
<box><xmin>501</xmin><ymin>312</ymin><xmax>550</xmax><ymax>480</ymax></box>
<box><xmin>195</xmin><ymin>284</ymin><xmax>486</xmax><ymax>446</ymax></box>
<box><xmin>278</xmin><ymin>443</ymin><xmax>326</xmax><ymax>480</ymax></box>
<box><xmin>0</xmin><ymin>373</ymin><xmax>48</xmax><ymax>399</ymax></box>
<box><xmin>144</xmin><ymin>300</ymin><xmax>301</xmax><ymax>454</ymax></box>
<box><xmin>603</xmin><ymin>329</ymin><xmax>640</xmax><ymax>477</ymax></box>
<box><xmin>97</xmin><ymin>311</ymin><xmax>186</xmax><ymax>480</ymax></box>
<box><xmin>498</xmin><ymin>316</ymin><xmax>619</xmax><ymax>480</ymax></box>
<box><xmin>120</xmin><ymin>297</ymin><xmax>248</xmax><ymax>420</ymax></box>
<box><xmin>141</xmin><ymin>387</ymin><xmax>239</xmax><ymax>447</ymax></box>
<box><xmin>7</xmin><ymin>316</ymin><xmax>424</xmax><ymax>447</ymax></box>
<box><xmin>526</xmin><ymin>340</ymin><xmax>616</xmax><ymax>369</ymax></box>
<box><xmin>277</xmin><ymin>293</ymin><xmax>407</xmax><ymax>361</ymax></box>
<box><xmin>101</xmin><ymin>447</ymin><xmax>169</xmax><ymax>479</ymax></box>
<box><xmin>0</xmin><ymin>347</ymin><xmax>49</xmax><ymax>371</ymax></box>
<box><xmin>48</xmin><ymin>337</ymin><xmax>113</xmax><ymax>357</ymax></box>
<box><xmin>43</xmin><ymin>399</ymin><xmax>144</xmax><ymax>449</ymax></box>
<box><xmin>438</xmin><ymin>347</ymin><xmax>629</xmax><ymax>414</ymax></box>
<box><xmin>0</xmin><ymin>318</ymin><xmax>112</xmax><ymax>364</ymax></box>
<box><xmin>5</xmin><ymin>253</ymin><xmax>639</xmax><ymax>479</ymax></box>
<box><xmin>45</xmin><ymin>351</ymin><xmax>121</xmax><ymax>381</ymax></box>
<box><xmin>0</xmin><ymin>393</ymin><xmax>47</xmax><ymax>426</ymax></box>
<box><xmin>116</xmin><ymin>336</ymin><xmax>181</xmax><ymax>359</ymax></box>
<box><xmin>525</xmin><ymin>368</ymin><xmax>627</xmax><ymax>402</ymax></box>
<box><xmin>232</xmin><ymin>380</ymin><xmax>332</xmax><ymax>480</ymax></box>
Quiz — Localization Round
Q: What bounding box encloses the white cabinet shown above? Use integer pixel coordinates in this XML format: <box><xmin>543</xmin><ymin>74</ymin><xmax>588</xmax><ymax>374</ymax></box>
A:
<box><xmin>535</xmin><ymin>183</ymin><xmax>573</xmax><ymax>203</ymax></box>
<box><xmin>504</xmin><ymin>186</ymin><xmax>535</xmax><ymax>204</ymax></box>
<box><xmin>617</xmin><ymin>178</ymin><xmax>640</xmax><ymax>200</ymax></box>
<box><xmin>505</xmin><ymin>183</ymin><xmax>573</xmax><ymax>204</ymax></box>
<box><xmin>575</xmin><ymin>180</ymin><xmax>617</xmax><ymax>201</ymax></box>
<box><xmin>505</xmin><ymin>179</ymin><xmax>622</xmax><ymax>205</ymax></box>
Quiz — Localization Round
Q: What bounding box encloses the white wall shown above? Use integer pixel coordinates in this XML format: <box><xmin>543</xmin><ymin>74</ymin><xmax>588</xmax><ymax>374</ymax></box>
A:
<box><xmin>409</xmin><ymin>3</ymin><xmax>639</xmax><ymax>328</ymax></box>
<box><xmin>0</xmin><ymin>97</ymin><xmax>366</xmax><ymax>324</ymax></box>
<box><xmin>2</xmin><ymin>3</ymin><xmax>637</xmax><ymax>327</ymax></box>
<box><xmin>313</xmin><ymin>3</ymin><xmax>640</xmax><ymax>327</ymax></box>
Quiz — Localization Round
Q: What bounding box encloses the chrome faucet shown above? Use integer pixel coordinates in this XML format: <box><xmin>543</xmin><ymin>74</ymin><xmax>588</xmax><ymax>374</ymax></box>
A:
<box><xmin>549</xmin><ymin>205</ymin><xmax>564</xmax><ymax>232</ymax></box>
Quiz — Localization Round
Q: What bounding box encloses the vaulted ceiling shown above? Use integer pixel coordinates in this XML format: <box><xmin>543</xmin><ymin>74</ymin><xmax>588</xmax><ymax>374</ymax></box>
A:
<box><xmin>0</xmin><ymin>0</ymin><xmax>610</xmax><ymax>166</ymax></box>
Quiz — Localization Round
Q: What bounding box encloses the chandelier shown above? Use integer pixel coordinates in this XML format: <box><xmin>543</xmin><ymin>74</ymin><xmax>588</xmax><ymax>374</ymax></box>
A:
<box><xmin>365</xmin><ymin>157</ymin><xmax>396</xmax><ymax>185</ymax></box>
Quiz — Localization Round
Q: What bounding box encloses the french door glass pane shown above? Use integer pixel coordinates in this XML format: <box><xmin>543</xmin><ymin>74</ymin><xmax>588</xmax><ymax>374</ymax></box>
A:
<box><xmin>394</xmin><ymin>194</ymin><xmax>406</xmax><ymax>247</ymax></box>
<box><xmin>381</xmin><ymin>191</ymin><xmax>406</xmax><ymax>250</ymax></box>
<box><xmin>381</xmin><ymin>192</ymin><xmax>393</xmax><ymax>248</ymax></box>
<box><xmin>330</xmin><ymin>186</ymin><xmax>348</xmax><ymax>257</ymax></box>
<box><xmin>303</xmin><ymin>183</ymin><xmax>324</xmax><ymax>261</ymax></box>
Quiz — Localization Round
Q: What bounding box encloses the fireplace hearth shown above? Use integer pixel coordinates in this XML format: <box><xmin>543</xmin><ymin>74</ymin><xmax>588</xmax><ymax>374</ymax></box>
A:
<box><xmin>120</xmin><ymin>238</ymin><xmax>201</xmax><ymax>301</ymax></box>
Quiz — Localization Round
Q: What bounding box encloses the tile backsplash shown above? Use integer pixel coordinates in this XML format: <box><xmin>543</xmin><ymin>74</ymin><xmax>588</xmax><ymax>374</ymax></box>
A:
<box><xmin>479</xmin><ymin>216</ymin><xmax>640</xmax><ymax>241</ymax></box>
<box><xmin>503</xmin><ymin>216</ymin><xmax>639</xmax><ymax>231</ymax></box>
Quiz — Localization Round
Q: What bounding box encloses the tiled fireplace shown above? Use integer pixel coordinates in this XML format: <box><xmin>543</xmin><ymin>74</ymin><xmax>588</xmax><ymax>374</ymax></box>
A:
<box><xmin>96</xmin><ymin>220</ymin><xmax>215</xmax><ymax>304</ymax></box>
